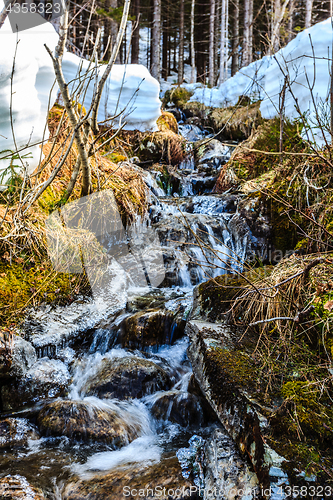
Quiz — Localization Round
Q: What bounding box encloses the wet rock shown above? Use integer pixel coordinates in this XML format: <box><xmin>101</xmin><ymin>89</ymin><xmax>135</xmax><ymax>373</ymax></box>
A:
<box><xmin>63</xmin><ymin>456</ymin><xmax>198</xmax><ymax>499</ymax></box>
<box><xmin>24</xmin><ymin>272</ymin><xmax>128</xmax><ymax>357</ymax></box>
<box><xmin>119</xmin><ymin>309</ymin><xmax>184</xmax><ymax>350</ymax></box>
<box><xmin>182</xmin><ymin>173</ymin><xmax>218</xmax><ymax>195</ymax></box>
<box><xmin>0</xmin><ymin>475</ymin><xmax>45</xmax><ymax>499</ymax></box>
<box><xmin>37</xmin><ymin>399</ymin><xmax>140</xmax><ymax>446</ymax></box>
<box><xmin>82</xmin><ymin>356</ymin><xmax>171</xmax><ymax>399</ymax></box>
<box><xmin>179</xmin><ymin>123</ymin><xmax>206</xmax><ymax>142</ymax></box>
<box><xmin>168</xmin><ymin>107</ymin><xmax>182</xmax><ymax>122</ymax></box>
<box><xmin>0</xmin><ymin>334</ymin><xmax>37</xmax><ymax>380</ymax></box>
<box><xmin>151</xmin><ymin>390</ymin><xmax>203</xmax><ymax>427</ymax></box>
<box><xmin>0</xmin><ymin>418</ymin><xmax>40</xmax><ymax>449</ymax></box>
<box><xmin>237</xmin><ymin>195</ymin><xmax>271</xmax><ymax>262</ymax></box>
<box><xmin>203</xmin><ymin>428</ymin><xmax>259</xmax><ymax>500</ymax></box>
<box><xmin>194</xmin><ymin>138</ymin><xmax>231</xmax><ymax>173</ymax></box>
<box><xmin>182</xmin><ymin>101</ymin><xmax>209</xmax><ymax>120</ymax></box>
<box><xmin>1</xmin><ymin>358</ymin><xmax>71</xmax><ymax>411</ymax></box>
<box><xmin>186</xmin><ymin>319</ymin><xmax>284</xmax><ymax>491</ymax></box>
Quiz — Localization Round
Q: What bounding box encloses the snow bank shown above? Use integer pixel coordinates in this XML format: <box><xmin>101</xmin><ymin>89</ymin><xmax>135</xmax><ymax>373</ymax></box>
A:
<box><xmin>62</xmin><ymin>53</ymin><xmax>161</xmax><ymax>132</ymax></box>
<box><xmin>190</xmin><ymin>18</ymin><xmax>333</xmax><ymax>145</ymax></box>
<box><xmin>0</xmin><ymin>12</ymin><xmax>59</xmax><ymax>182</ymax></box>
<box><xmin>0</xmin><ymin>12</ymin><xmax>160</xmax><ymax>185</ymax></box>
<box><xmin>189</xmin><ymin>56</ymin><xmax>272</xmax><ymax>108</ymax></box>
<box><xmin>260</xmin><ymin>17</ymin><xmax>333</xmax><ymax>144</ymax></box>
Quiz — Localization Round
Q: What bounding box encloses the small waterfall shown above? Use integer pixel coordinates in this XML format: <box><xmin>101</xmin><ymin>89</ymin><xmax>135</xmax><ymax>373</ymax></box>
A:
<box><xmin>5</xmin><ymin>113</ymin><xmax>263</xmax><ymax>497</ymax></box>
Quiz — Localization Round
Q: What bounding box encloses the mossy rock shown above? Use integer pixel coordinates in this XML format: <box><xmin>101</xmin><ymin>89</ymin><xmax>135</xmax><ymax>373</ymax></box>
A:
<box><xmin>137</xmin><ymin>131</ymin><xmax>187</xmax><ymax>166</ymax></box>
<box><xmin>182</xmin><ymin>101</ymin><xmax>210</xmax><ymax>120</ymax></box>
<box><xmin>82</xmin><ymin>356</ymin><xmax>171</xmax><ymax>399</ymax></box>
<box><xmin>119</xmin><ymin>308</ymin><xmax>184</xmax><ymax>350</ymax></box>
<box><xmin>0</xmin><ymin>258</ymin><xmax>89</xmax><ymax>328</ymax></box>
<box><xmin>37</xmin><ymin>400</ymin><xmax>139</xmax><ymax>446</ymax></box>
<box><xmin>191</xmin><ymin>271</ymin><xmax>270</xmax><ymax>323</ymax></box>
<box><xmin>186</xmin><ymin>320</ymin><xmax>270</xmax><ymax>489</ymax></box>
<box><xmin>208</xmin><ymin>101</ymin><xmax>262</xmax><ymax>141</ymax></box>
<box><xmin>163</xmin><ymin>87</ymin><xmax>194</xmax><ymax>108</ymax></box>
<box><xmin>157</xmin><ymin>111</ymin><xmax>178</xmax><ymax>134</ymax></box>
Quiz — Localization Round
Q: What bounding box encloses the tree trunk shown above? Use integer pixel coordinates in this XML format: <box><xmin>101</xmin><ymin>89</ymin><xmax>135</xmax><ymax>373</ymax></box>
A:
<box><xmin>231</xmin><ymin>0</ymin><xmax>239</xmax><ymax>75</ymax></box>
<box><xmin>190</xmin><ymin>0</ymin><xmax>196</xmax><ymax>82</ymax></box>
<box><xmin>287</xmin><ymin>0</ymin><xmax>295</xmax><ymax>42</ymax></box>
<box><xmin>151</xmin><ymin>0</ymin><xmax>161</xmax><ymax>81</ymax></box>
<box><xmin>196</xmin><ymin>0</ymin><xmax>208</xmax><ymax>82</ymax></box>
<box><xmin>242</xmin><ymin>0</ymin><xmax>250</xmax><ymax>66</ymax></box>
<box><xmin>110</xmin><ymin>0</ymin><xmax>120</xmax><ymax>63</ymax></box>
<box><xmin>219</xmin><ymin>0</ymin><xmax>228</xmax><ymax>84</ymax></box>
<box><xmin>209</xmin><ymin>0</ymin><xmax>216</xmax><ymax>86</ymax></box>
<box><xmin>305</xmin><ymin>0</ymin><xmax>313</xmax><ymax>28</ymax></box>
<box><xmin>178</xmin><ymin>0</ymin><xmax>185</xmax><ymax>84</ymax></box>
<box><xmin>271</xmin><ymin>0</ymin><xmax>290</xmax><ymax>54</ymax></box>
<box><xmin>249</xmin><ymin>0</ymin><xmax>253</xmax><ymax>62</ymax></box>
<box><xmin>131</xmin><ymin>0</ymin><xmax>140</xmax><ymax>63</ymax></box>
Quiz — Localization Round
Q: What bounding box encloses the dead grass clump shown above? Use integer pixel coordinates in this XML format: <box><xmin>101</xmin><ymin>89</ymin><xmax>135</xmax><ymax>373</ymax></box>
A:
<box><xmin>209</xmin><ymin>100</ymin><xmax>262</xmax><ymax>140</ymax></box>
<box><xmin>0</xmin><ymin>105</ymin><xmax>150</xmax><ymax>326</ymax></box>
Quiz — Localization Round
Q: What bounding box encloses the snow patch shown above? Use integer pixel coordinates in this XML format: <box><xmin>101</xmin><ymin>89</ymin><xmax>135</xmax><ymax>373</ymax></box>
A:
<box><xmin>0</xmin><ymin>12</ymin><xmax>161</xmax><ymax>185</ymax></box>
<box><xmin>189</xmin><ymin>17</ymin><xmax>333</xmax><ymax>146</ymax></box>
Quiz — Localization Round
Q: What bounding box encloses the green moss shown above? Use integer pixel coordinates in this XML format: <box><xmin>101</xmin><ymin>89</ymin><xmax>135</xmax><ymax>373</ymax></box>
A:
<box><xmin>0</xmin><ymin>257</ymin><xmax>90</xmax><ymax>328</ymax></box>
<box><xmin>208</xmin><ymin>347</ymin><xmax>256</xmax><ymax>391</ymax></box>
<box><xmin>157</xmin><ymin>112</ymin><xmax>178</xmax><ymax>134</ymax></box>
<box><xmin>163</xmin><ymin>87</ymin><xmax>194</xmax><ymax>108</ymax></box>
<box><xmin>197</xmin><ymin>268</ymin><xmax>272</xmax><ymax>322</ymax></box>
<box><xmin>209</xmin><ymin>101</ymin><xmax>262</xmax><ymax>140</ymax></box>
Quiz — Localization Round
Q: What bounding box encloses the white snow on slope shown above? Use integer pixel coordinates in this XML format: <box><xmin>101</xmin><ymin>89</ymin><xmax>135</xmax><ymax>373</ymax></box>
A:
<box><xmin>0</xmin><ymin>12</ymin><xmax>59</xmax><ymax>183</ymax></box>
<box><xmin>0</xmin><ymin>12</ymin><xmax>160</xmax><ymax>184</ymax></box>
<box><xmin>62</xmin><ymin>53</ymin><xmax>161</xmax><ymax>132</ymax></box>
<box><xmin>189</xmin><ymin>18</ymin><xmax>333</xmax><ymax>145</ymax></box>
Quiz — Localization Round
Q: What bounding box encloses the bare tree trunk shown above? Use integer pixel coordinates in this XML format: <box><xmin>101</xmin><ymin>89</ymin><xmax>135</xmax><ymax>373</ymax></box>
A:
<box><xmin>219</xmin><ymin>0</ymin><xmax>228</xmax><ymax>84</ymax></box>
<box><xmin>271</xmin><ymin>0</ymin><xmax>290</xmax><ymax>54</ymax></box>
<box><xmin>151</xmin><ymin>0</ymin><xmax>161</xmax><ymax>81</ymax></box>
<box><xmin>242</xmin><ymin>0</ymin><xmax>250</xmax><ymax>66</ymax></box>
<box><xmin>249</xmin><ymin>0</ymin><xmax>253</xmax><ymax>62</ymax></box>
<box><xmin>190</xmin><ymin>0</ymin><xmax>196</xmax><ymax>82</ymax></box>
<box><xmin>330</xmin><ymin>0</ymin><xmax>333</xmax><ymax>143</ymax></box>
<box><xmin>305</xmin><ymin>0</ymin><xmax>313</xmax><ymax>28</ymax></box>
<box><xmin>131</xmin><ymin>0</ymin><xmax>140</xmax><ymax>63</ymax></box>
<box><xmin>231</xmin><ymin>0</ymin><xmax>239</xmax><ymax>75</ymax></box>
<box><xmin>178</xmin><ymin>0</ymin><xmax>185</xmax><ymax>84</ymax></box>
<box><xmin>287</xmin><ymin>0</ymin><xmax>295</xmax><ymax>42</ymax></box>
<box><xmin>209</xmin><ymin>0</ymin><xmax>216</xmax><ymax>86</ymax></box>
<box><xmin>0</xmin><ymin>0</ymin><xmax>16</xmax><ymax>29</ymax></box>
<box><xmin>111</xmin><ymin>0</ymin><xmax>120</xmax><ymax>63</ymax></box>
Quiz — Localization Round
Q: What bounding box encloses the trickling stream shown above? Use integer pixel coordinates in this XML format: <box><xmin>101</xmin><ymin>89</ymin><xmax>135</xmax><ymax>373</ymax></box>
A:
<box><xmin>0</xmin><ymin>123</ymin><xmax>261</xmax><ymax>499</ymax></box>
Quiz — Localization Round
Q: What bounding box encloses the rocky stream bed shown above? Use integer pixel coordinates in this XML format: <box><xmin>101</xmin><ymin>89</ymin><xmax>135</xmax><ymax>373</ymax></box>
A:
<box><xmin>0</xmin><ymin>113</ymin><xmax>319</xmax><ymax>500</ymax></box>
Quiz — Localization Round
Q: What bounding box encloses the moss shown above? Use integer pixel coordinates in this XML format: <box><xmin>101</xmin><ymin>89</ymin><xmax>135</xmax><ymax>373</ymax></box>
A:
<box><xmin>163</xmin><ymin>87</ymin><xmax>193</xmax><ymax>108</ymax></box>
<box><xmin>105</xmin><ymin>152</ymin><xmax>127</xmax><ymax>163</ymax></box>
<box><xmin>208</xmin><ymin>347</ymin><xmax>256</xmax><ymax>392</ymax></box>
<box><xmin>209</xmin><ymin>101</ymin><xmax>262</xmax><ymax>140</ymax></box>
<box><xmin>267</xmin><ymin>380</ymin><xmax>333</xmax><ymax>477</ymax></box>
<box><xmin>197</xmin><ymin>268</ymin><xmax>272</xmax><ymax>322</ymax></box>
<box><xmin>0</xmin><ymin>257</ymin><xmax>90</xmax><ymax>328</ymax></box>
<box><xmin>157</xmin><ymin>111</ymin><xmax>178</xmax><ymax>134</ymax></box>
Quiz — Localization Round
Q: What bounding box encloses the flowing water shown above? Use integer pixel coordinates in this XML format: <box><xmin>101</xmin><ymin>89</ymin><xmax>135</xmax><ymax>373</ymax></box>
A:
<box><xmin>0</xmin><ymin>124</ymin><xmax>259</xmax><ymax>498</ymax></box>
